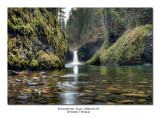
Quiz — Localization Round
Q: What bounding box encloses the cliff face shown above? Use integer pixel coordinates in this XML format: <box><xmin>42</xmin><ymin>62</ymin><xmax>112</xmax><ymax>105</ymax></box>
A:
<box><xmin>8</xmin><ymin>8</ymin><xmax>67</xmax><ymax>70</ymax></box>
<box><xmin>86</xmin><ymin>24</ymin><xmax>153</xmax><ymax>65</ymax></box>
<box><xmin>66</xmin><ymin>8</ymin><xmax>152</xmax><ymax>63</ymax></box>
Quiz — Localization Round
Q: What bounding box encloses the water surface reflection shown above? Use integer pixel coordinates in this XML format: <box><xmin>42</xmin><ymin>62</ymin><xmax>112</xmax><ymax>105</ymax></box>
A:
<box><xmin>8</xmin><ymin>65</ymin><xmax>152</xmax><ymax>105</ymax></box>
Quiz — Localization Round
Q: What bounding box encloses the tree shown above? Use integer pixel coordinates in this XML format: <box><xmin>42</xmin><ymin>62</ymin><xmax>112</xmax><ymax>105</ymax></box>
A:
<box><xmin>58</xmin><ymin>8</ymin><xmax>66</xmax><ymax>29</ymax></box>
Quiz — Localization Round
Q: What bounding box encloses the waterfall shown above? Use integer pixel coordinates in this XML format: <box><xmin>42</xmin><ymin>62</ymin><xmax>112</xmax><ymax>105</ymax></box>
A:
<box><xmin>72</xmin><ymin>50</ymin><xmax>79</xmax><ymax>64</ymax></box>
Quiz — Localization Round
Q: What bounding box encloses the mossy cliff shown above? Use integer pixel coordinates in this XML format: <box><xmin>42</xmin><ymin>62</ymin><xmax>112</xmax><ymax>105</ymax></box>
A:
<box><xmin>8</xmin><ymin>8</ymin><xmax>67</xmax><ymax>70</ymax></box>
<box><xmin>86</xmin><ymin>24</ymin><xmax>152</xmax><ymax>65</ymax></box>
<box><xmin>66</xmin><ymin>8</ymin><xmax>152</xmax><ymax>62</ymax></box>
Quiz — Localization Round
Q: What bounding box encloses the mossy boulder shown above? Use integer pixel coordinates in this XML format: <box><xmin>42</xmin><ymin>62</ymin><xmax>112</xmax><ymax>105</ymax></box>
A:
<box><xmin>33</xmin><ymin>50</ymin><xmax>62</xmax><ymax>70</ymax></box>
<box><xmin>86</xmin><ymin>24</ymin><xmax>153</xmax><ymax>65</ymax></box>
<box><xmin>29</xmin><ymin>59</ymin><xmax>39</xmax><ymax>70</ymax></box>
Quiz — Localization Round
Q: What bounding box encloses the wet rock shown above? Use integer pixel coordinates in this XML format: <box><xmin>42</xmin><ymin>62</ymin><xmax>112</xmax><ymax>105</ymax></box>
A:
<box><xmin>138</xmin><ymin>81</ymin><xmax>149</xmax><ymax>84</ymax></box>
<box><xmin>118</xmin><ymin>100</ymin><xmax>135</xmax><ymax>104</ymax></box>
<box><xmin>84</xmin><ymin>90</ymin><xmax>93</xmax><ymax>93</ymax></box>
<box><xmin>103</xmin><ymin>92</ymin><xmax>112</xmax><ymax>95</ymax></box>
<box><xmin>138</xmin><ymin>99</ymin><xmax>146</xmax><ymax>103</ymax></box>
<box><xmin>138</xmin><ymin>91</ymin><xmax>144</xmax><ymax>94</ymax></box>
<box><xmin>84</xmin><ymin>93</ymin><xmax>97</xmax><ymax>97</ymax></box>
<box><xmin>16</xmin><ymin>95</ymin><xmax>28</xmax><ymax>101</ymax></box>
<box><xmin>137</xmin><ymin>85</ymin><xmax>152</xmax><ymax>88</ymax></box>
<box><xmin>80</xmin><ymin>99</ymin><xmax>94</xmax><ymax>104</ymax></box>
<box><xmin>53</xmin><ymin>75</ymin><xmax>59</xmax><ymax>78</ymax></box>
<box><xmin>56</xmin><ymin>92</ymin><xmax>62</xmax><ymax>94</ymax></box>
<box><xmin>42</xmin><ymin>76</ymin><xmax>47</xmax><ymax>79</ymax></box>
<box><xmin>85</xmin><ymin>85</ymin><xmax>96</xmax><ymax>88</ymax></box>
<box><xmin>147</xmin><ymin>91</ymin><xmax>152</xmax><ymax>93</ymax></box>
<box><xmin>107</xmin><ymin>87</ymin><xmax>122</xmax><ymax>94</ymax></box>
<box><xmin>8</xmin><ymin>70</ymin><xmax>18</xmax><ymax>75</ymax></box>
<box><xmin>39</xmin><ymin>83</ymin><xmax>47</xmax><ymax>86</ymax></box>
<box><xmin>18</xmin><ymin>71</ymin><xmax>28</xmax><ymax>75</ymax></box>
<box><xmin>14</xmin><ymin>78</ymin><xmax>22</xmax><ymax>82</ymax></box>
<box><xmin>8</xmin><ymin>80</ymin><xmax>13</xmax><ymax>84</ymax></box>
<box><xmin>28</xmin><ymin>83</ymin><xmax>38</xmax><ymax>86</ymax></box>
<box><xmin>123</xmin><ymin>94</ymin><xmax>149</xmax><ymax>98</ymax></box>
<box><xmin>42</xmin><ymin>94</ymin><xmax>55</xmax><ymax>98</ymax></box>
<box><xmin>148</xmin><ymin>80</ymin><xmax>152</xmax><ymax>82</ymax></box>
<box><xmin>92</xmin><ymin>96</ymin><xmax>106</xmax><ymax>102</ymax></box>
<box><xmin>42</xmin><ymin>90</ymin><xmax>51</xmax><ymax>94</ymax></box>
<box><xmin>39</xmin><ymin>72</ymin><xmax>46</xmax><ymax>75</ymax></box>
<box><xmin>23</xmin><ymin>89</ymin><xmax>31</xmax><ymax>93</ymax></box>
<box><xmin>106</xmin><ymin>102</ymin><xmax>116</xmax><ymax>105</ymax></box>
<box><xmin>32</xmin><ymin>77</ymin><xmax>40</xmax><ymax>82</ymax></box>
<box><xmin>23</xmin><ymin>76</ymin><xmax>28</xmax><ymax>79</ymax></box>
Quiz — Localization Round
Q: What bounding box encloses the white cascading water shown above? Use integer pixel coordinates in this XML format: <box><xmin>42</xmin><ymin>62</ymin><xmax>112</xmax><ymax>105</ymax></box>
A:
<box><xmin>72</xmin><ymin>50</ymin><xmax>79</xmax><ymax>65</ymax></box>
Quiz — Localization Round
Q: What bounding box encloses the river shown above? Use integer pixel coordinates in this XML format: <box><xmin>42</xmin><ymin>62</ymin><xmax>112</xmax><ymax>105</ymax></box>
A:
<box><xmin>8</xmin><ymin>64</ymin><xmax>152</xmax><ymax>105</ymax></box>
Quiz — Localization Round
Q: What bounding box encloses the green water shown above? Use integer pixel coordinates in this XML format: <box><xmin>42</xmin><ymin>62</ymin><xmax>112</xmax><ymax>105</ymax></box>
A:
<box><xmin>8</xmin><ymin>64</ymin><xmax>153</xmax><ymax>105</ymax></box>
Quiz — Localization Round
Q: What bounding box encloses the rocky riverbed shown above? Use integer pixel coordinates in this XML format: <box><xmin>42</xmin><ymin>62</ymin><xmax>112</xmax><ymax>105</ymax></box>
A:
<box><xmin>8</xmin><ymin>65</ymin><xmax>152</xmax><ymax>105</ymax></box>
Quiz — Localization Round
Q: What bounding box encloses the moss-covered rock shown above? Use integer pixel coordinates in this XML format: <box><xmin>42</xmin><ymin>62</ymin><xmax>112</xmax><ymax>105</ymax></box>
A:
<box><xmin>33</xmin><ymin>50</ymin><xmax>62</xmax><ymax>70</ymax></box>
<box><xmin>8</xmin><ymin>8</ymin><xmax>67</xmax><ymax>70</ymax></box>
<box><xmin>29</xmin><ymin>59</ymin><xmax>39</xmax><ymax>70</ymax></box>
<box><xmin>86</xmin><ymin>24</ymin><xmax>153</xmax><ymax>65</ymax></box>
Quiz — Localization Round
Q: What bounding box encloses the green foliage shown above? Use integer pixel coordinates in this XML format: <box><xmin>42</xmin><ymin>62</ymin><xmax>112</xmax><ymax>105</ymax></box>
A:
<box><xmin>66</xmin><ymin>8</ymin><xmax>104</xmax><ymax>47</ymax></box>
<box><xmin>66</xmin><ymin>8</ymin><xmax>152</xmax><ymax>47</ymax></box>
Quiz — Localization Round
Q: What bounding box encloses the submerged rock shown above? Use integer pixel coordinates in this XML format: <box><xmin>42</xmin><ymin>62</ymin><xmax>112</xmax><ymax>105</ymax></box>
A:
<box><xmin>14</xmin><ymin>78</ymin><xmax>22</xmax><ymax>82</ymax></box>
<box><xmin>106</xmin><ymin>102</ymin><xmax>116</xmax><ymax>105</ymax></box>
<box><xmin>32</xmin><ymin>77</ymin><xmax>40</xmax><ymax>82</ymax></box>
<box><xmin>118</xmin><ymin>100</ymin><xmax>135</xmax><ymax>104</ymax></box>
<box><xmin>107</xmin><ymin>87</ymin><xmax>122</xmax><ymax>94</ymax></box>
<box><xmin>42</xmin><ymin>90</ymin><xmax>51</xmax><ymax>94</ymax></box>
<box><xmin>18</xmin><ymin>71</ymin><xmax>28</xmax><ymax>75</ymax></box>
<box><xmin>42</xmin><ymin>76</ymin><xmax>47</xmax><ymax>79</ymax></box>
<box><xmin>123</xmin><ymin>94</ymin><xmax>149</xmax><ymax>98</ymax></box>
<box><xmin>84</xmin><ymin>90</ymin><xmax>93</xmax><ymax>93</ymax></box>
<box><xmin>39</xmin><ymin>83</ymin><xmax>47</xmax><ymax>86</ymax></box>
<box><xmin>80</xmin><ymin>99</ymin><xmax>94</xmax><ymax>104</ymax></box>
<box><xmin>138</xmin><ymin>99</ymin><xmax>146</xmax><ymax>103</ymax></box>
<box><xmin>93</xmin><ymin>96</ymin><xmax>106</xmax><ymax>102</ymax></box>
<box><xmin>16</xmin><ymin>95</ymin><xmax>28</xmax><ymax>101</ymax></box>
<box><xmin>39</xmin><ymin>72</ymin><xmax>46</xmax><ymax>75</ymax></box>
<box><xmin>137</xmin><ymin>85</ymin><xmax>152</xmax><ymax>88</ymax></box>
<box><xmin>53</xmin><ymin>75</ymin><xmax>59</xmax><ymax>78</ymax></box>
<box><xmin>28</xmin><ymin>83</ymin><xmax>38</xmax><ymax>86</ymax></box>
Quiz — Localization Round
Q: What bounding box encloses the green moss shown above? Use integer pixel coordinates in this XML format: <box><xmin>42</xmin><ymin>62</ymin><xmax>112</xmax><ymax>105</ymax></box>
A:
<box><xmin>35</xmin><ymin>50</ymin><xmax>62</xmax><ymax>69</ymax></box>
<box><xmin>87</xmin><ymin>24</ymin><xmax>152</xmax><ymax>65</ymax></box>
<box><xmin>8</xmin><ymin>8</ymin><xmax>67</xmax><ymax>70</ymax></box>
<box><xmin>29</xmin><ymin>59</ymin><xmax>39</xmax><ymax>69</ymax></box>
